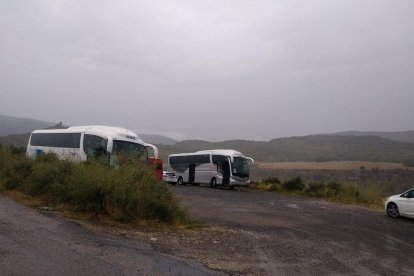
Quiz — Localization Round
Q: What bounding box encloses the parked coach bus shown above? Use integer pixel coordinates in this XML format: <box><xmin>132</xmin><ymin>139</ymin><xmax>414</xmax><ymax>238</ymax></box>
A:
<box><xmin>26</xmin><ymin>126</ymin><xmax>163</xmax><ymax>179</ymax></box>
<box><xmin>168</xmin><ymin>149</ymin><xmax>254</xmax><ymax>189</ymax></box>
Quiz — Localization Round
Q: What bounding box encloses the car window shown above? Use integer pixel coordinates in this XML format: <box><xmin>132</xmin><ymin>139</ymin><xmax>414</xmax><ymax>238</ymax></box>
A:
<box><xmin>408</xmin><ymin>189</ymin><xmax>414</xmax><ymax>198</ymax></box>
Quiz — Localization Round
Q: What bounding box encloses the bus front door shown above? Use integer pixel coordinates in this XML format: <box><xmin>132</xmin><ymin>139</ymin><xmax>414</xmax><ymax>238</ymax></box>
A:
<box><xmin>222</xmin><ymin>161</ymin><xmax>230</xmax><ymax>185</ymax></box>
<box><xmin>189</xmin><ymin>164</ymin><xmax>195</xmax><ymax>183</ymax></box>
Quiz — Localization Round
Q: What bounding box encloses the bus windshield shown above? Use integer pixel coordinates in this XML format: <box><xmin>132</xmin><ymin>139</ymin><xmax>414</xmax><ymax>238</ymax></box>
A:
<box><xmin>231</xmin><ymin>157</ymin><xmax>250</xmax><ymax>178</ymax></box>
<box><xmin>110</xmin><ymin>140</ymin><xmax>148</xmax><ymax>165</ymax></box>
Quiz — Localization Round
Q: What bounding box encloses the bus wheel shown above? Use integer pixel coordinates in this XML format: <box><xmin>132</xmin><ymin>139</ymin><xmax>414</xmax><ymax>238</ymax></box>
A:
<box><xmin>210</xmin><ymin>178</ymin><xmax>217</xmax><ymax>188</ymax></box>
<box><xmin>177</xmin><ymin>177</ymin><xmax>184</xmax><ymax>185</ymax></box>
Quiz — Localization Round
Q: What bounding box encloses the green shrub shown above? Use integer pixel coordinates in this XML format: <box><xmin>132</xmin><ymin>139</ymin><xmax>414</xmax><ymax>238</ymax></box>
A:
<box><xmin>24</xmin><ymin>159</ymin><xmax>74</xmax><ymax>196</ymax></box>
<box><xmin>335</xmin><ymin>184</ymin><xmax>360</xmax><ymax>203</ymax></box>
<box><xmin>0</xmin><ymin>148</ymin><xmax>188</xmax><ymax>224</ymax></box>
<box><xmin>326</xmin><ymin>181</ymin><xmax>342</xmax><ymax>197</ymax></box>
<box><xmin>353</xmin><ymin>185</ymin><xmax>386</xmax><ymax>206</ymax></box>
<box><xmin>268</xmin><ymin>183</ymin><xmax>280</xmax><ymax>191</ymax></box>
<box><xmin>283</xmin><ymin>177</ymin><xmax>305</xmax><ymax>191</ymax></box>
<box><xmin>305</xmin><ymin>183</ymin><xmax>326</xmax><ymax>197</ymax></box>
<box><xmin>262</xmin><ymin>176</ymin><xmax>281</xmax><ymax>184</ymax></box>
<box><xmin>1</xmin><ymin>150</ymin><xmax>34</xmax><ymax>190</ymax></box>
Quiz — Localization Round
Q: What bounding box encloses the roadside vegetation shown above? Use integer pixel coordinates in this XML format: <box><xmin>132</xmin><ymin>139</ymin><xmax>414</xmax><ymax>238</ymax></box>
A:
<box><xmin>0</xmin><ymin>144</ymin><xmax>188</xmax><ymax>224</ymax></box>
<box><xmin>250</xmin><ymin>176</ymin><xmax>386</xmax><ymax>208</ymax></box>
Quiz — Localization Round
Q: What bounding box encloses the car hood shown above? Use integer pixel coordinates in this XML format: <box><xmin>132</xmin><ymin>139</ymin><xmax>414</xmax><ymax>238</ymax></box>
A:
<box><xmin>386</xmin><ymin>194</ymin><xmax>402</xmax><ymax>201</ymax></box>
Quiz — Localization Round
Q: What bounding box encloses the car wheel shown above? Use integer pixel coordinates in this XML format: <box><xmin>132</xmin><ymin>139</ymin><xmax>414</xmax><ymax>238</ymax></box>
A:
<box><xmin>387</xmin><ymin>203</ymin><xmax>400</xmax><ymax>218</ymax></box>
<box><xmin>210</xmin><ymin>178</ymin><xmax>217</xmax><ymax>188</ymax></box>
<box><xmin>177</xmin><ymin>177</ymin><xmax>184</xmax><ymax>186</ymax></box>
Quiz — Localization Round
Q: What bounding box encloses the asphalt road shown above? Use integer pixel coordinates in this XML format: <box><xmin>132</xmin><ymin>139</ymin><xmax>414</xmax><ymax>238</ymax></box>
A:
<box><xmin>171</xmin><ymin>185</ymin><xmax>414</xmax><ymax>275</ymax></box>
<box><xmin>0</xmin><ymin>195</ymin><xmax>218</xmax><ymax>276</ymax></box>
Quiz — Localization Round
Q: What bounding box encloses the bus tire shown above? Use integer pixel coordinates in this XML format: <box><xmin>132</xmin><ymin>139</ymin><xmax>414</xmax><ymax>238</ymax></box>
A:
<box><xmin>210</xmin><ymin>178</ymin><xmax>217</xmax><ymax>188</ymax></box>
<box><xmin>177</xmin><ymin>177</ymin><xmax>184</xmax><ymax>185</ymax></box>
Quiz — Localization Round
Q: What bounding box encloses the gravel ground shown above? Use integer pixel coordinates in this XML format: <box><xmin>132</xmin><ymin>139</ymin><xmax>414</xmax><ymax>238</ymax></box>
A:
<box><xmin>120</xmin><ymin>185</ymin><xmax>414</xmax><ymax>275</ymax></box>
<box><xmin>1</xmin><ymin>186</ymin><xmax>413</xmax><ymax>275</ymax></box>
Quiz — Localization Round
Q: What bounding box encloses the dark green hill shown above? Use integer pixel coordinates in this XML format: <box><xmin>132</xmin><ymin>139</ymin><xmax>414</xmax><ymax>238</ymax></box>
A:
<box><xmin>0</xmin><ymin>122</ymin><xmax>67</xmax><ymax>147</ymax></box>
<box><xmin>138</xmin><ymin>134</ymin><xmax>178</xmax><ymax>145</ymax></box>
<box><xmin>1</xmin><ymin>114</ymin><xmax>414</xmax><ymax>164</ymax></box>
<box><xmin>0</xmin><ymin>114</ymin><xmax>55</xmax><ymax>136</ymax></box>
<box><xmin>331</xmin><ymin>130</ymin><xmax>414</xmax><ymax>143</ymax></box>
<box><xmin>158</xmin><ymin>135</ymin><xmax>414</xmax><ymax>164</ymax></box>
<box><xmin>0</xmin><ymin>133</ymin><xmax>30</xmax><ymax>148</ymax></box>
<box><xmin>264</xmin><ymin>135</ymin><xmax>414</xmax><ymax>162</ymax></box>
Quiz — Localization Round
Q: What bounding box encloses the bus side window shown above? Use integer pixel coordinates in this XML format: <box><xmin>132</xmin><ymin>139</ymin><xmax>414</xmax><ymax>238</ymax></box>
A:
<box><xmin>83</xmin><ymin>134</ymin><xmax>108</xmax><ymax>157</ymax></box>
<box><xmin>213</xmin><ymin>155</ymin><xmax>226</xmax><ymax>174</ymax></box>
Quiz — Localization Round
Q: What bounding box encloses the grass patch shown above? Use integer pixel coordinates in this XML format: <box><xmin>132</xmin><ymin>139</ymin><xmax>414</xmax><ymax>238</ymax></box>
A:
<box><xmin>0</xmin><ymin>145</ymin><xmax>189</xmax><ymax>225</ymax></box>
<box><xmin>250</xmin><ymin>176</ymin><xmax>387</xmax><ymax>208</ymax></box>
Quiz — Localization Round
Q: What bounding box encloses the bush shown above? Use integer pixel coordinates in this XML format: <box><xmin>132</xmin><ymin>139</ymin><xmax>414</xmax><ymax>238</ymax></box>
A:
<box><xmin>262</xmin><ymin>177</ymin><xmax>281</xmax><ymax>184</ymax></box>
<box><xmin>8</xmin><ymin>145</ymin><xmax>26</xmax><ymax>155</ymax></box>
<box><xmin>283</xmin><ymin>177</ymin><xmax>305</xmax><ymax>191</ymax></box>
<box><xmin>305</xmin><ymin>182</ymin><xmax>326</xmax><ymax>198</ymax></box>
<box><xmin>326</xmin><ymin>181</ymin><xmax>342</xmax><ymax>197</ymax></box>
<box><xmin>335</xmin><ymin>184</ymin><xmax>359</xmax><ymax>203</ymax></box>
<box><xmin>0</xmin><ymin>148</ymin><xmax>188</xmax><ymax>224</ymax></box>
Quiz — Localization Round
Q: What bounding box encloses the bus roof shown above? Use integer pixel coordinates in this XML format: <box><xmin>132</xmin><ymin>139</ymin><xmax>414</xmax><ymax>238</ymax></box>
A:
<box><xmin>169</xmin><ymin>149</ymin><xmax>245</xmax><ymax>157</ymax></box>
<box><xmin>31</xmin><ymin>125</ymin><xmax>145</xmax><ymax>144</ymax></box>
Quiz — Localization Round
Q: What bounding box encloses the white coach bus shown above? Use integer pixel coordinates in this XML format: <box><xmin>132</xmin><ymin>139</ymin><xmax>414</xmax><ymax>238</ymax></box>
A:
<box><xmin>168</xmin><ymin>149</ymin><xmax>254</xmax><ymax>189</ymax></box>
<box><xmin>26</xmin><ymin>126</ymin><xmax>159</xmax><ymax>165</ymax></box>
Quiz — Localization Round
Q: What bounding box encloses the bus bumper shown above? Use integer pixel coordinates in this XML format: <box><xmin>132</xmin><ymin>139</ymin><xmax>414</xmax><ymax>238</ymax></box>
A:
<box><xmin>230</xmin><ymin>178</ymin><xmax>250</xmax><ymax>187</ymax></box>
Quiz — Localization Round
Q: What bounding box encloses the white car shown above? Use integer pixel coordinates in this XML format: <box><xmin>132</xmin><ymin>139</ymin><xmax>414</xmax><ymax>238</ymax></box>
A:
<box><xmin>162</xmin><ymin>171</ymin><xmax>178</xmax><ymax>185</ymax></box>
<box><xmin>385</xmin><ymin>188</ymin><xmax>414</xmax><ymax>219</ymax></box>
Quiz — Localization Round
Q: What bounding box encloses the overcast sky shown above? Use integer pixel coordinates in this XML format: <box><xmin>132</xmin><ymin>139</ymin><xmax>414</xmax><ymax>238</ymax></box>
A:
<box><xmin>1</xmin><ymin>0</ymin><xmax>413</xmax><ymax>141</ymax></box>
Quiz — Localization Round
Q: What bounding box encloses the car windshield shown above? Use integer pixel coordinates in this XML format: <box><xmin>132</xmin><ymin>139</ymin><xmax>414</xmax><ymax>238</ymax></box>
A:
<box><xmin>231</xmin><ymin>157</ymin><xmax>250</xmax><ymax>178</ymax></box>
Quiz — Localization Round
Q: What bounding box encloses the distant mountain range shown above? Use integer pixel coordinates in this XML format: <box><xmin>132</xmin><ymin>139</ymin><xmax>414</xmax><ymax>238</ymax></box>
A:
<box><xmin>138</xmin><ymin>134</ymin><xmax>177</xmax><ymax>145</ymax></box>
<box><xmin>329</xmin><ymin>130</ymin><xmax>414</xmax><ymax>143</ymax></box>
<box><xmin>156</xmin><ymin>135</ymin><xmax>414</xmax><ymax>163</ymax></box>
<box><xmin>1</xmin><ymin>114</ymin><xmax>413</xmax><ymax>164</ymax></box>
<box><xmin>0</xmin><ymin>114</ymin><xmax>55</xmax><ymax>136</ymax></box>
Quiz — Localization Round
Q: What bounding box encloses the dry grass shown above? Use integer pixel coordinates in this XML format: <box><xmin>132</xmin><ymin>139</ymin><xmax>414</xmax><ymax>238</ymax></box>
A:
<box><xmin>2</xmin><ymin>190</ymin><xmax>45</xmax><ymax>208</ymax></box>
<box><xmin>256</xmin><ymin>161</ymin><xmax>413</xmax><ymax>171</ymax></box>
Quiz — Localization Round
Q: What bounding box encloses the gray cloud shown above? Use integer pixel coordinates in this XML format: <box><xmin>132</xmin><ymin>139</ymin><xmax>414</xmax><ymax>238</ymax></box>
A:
<box><xmin>1</xmin><ymin>0</ymin><xmax>413</xmax><ymax>141</ymax></box>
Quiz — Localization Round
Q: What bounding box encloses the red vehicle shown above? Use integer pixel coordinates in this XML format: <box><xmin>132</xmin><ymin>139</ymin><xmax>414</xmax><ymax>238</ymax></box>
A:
<box><xmin>145</xmin><ymin>144</ymin><xmax>163</xmax><ymax>181</ymax></box>
<box><xmin>148</xmin><ymin>157</ymin><xmax>163</xmax><ymax>181</ymax></box>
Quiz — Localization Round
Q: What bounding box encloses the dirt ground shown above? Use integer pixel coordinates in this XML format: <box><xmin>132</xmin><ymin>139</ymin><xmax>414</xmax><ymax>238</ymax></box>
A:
<box><xmin>113</xmin><ymin>185</ymin><xmax>414</xmax><ymax>275</ymax></box>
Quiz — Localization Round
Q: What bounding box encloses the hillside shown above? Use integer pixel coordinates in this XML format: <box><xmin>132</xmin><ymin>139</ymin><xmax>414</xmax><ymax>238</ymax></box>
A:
<box><xmin>0</xmin><ymin>133</ymin><xmax>31</xmax><ymax>147</ymax></box>
<box><xmin>0</xmin><ymin>114</ymin><xmax>55</xmax><ymax>136</ymax></box>
<box><xmin>138</xmin><ymin>134</ymin><xmax>177</xmax><ymax>145</ymax></box>
<box><xmin>157</xmin><ymin>135</ymin><xmax>414</xmax><ymax>163</ymax></box>
<box><xmin>330</xmin><ymin>130</ymin><xmax>414</xmax><ymax>143</ymax></box>
<box><xmin>1</xmin><ymin>114</ymin><xmax>413</xmax><ymax>164</ymax></box>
